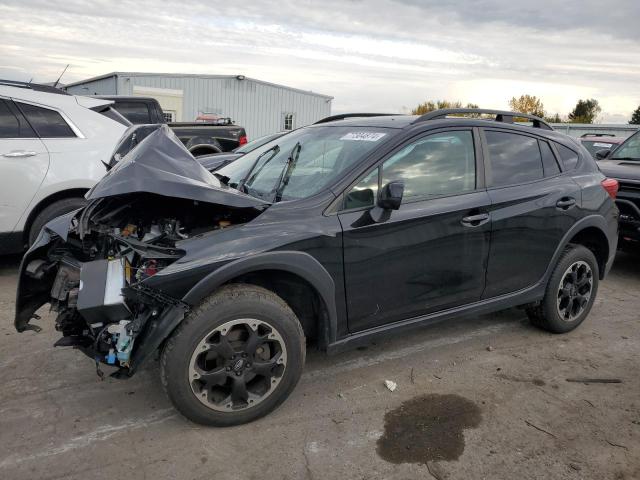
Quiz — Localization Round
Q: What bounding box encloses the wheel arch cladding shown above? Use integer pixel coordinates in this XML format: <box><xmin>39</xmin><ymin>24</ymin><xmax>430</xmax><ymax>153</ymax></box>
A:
<box><xmin>548</xmin><ymin>216</ymin><xmax>612</xmax><ymax>281</ymax></box>
<box><xmin>568</xmin><ymin>226</ymin><xmax>609</xmax><ymax>278</ymax></box>
<box><xmin>182</xmin><ymin>251</ymin><xmax>338</xmax><ymax>349</ymax></box>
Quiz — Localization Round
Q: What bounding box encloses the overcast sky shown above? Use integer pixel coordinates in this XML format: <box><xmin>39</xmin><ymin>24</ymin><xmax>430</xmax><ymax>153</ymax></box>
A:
<box><xmin>2</xmin><ymin>0</ymin><xmax>639</xmax><ymax>122</ymax></box>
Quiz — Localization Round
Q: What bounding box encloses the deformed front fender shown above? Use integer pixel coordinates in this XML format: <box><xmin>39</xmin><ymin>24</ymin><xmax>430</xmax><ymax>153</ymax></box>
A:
<box><xmin>182</xmin><ymin>251</ymin><xmax>339</xmax><ymax>348</ymax></box>
<box><xmin>14</xmin><ymin>210</ymin><xmax>80</xmax><ymax>332</ymax></box>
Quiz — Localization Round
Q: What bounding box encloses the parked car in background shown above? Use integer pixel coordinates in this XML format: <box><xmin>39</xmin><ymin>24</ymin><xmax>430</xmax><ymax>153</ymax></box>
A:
<box><xmin>197</xmin><ymin>131</ymin><xmax>288</xmax><ymax>172</ymax></box>
<box><xmin>579</xmin><ymin>133</ymin><xmax>625</xmax><ymax>159</ymax></box>
<box><xmin>16</xmin><ymin>109</ymin><xmax>618</xmax><ymax>426</ymax></box>
<box><xmin>97</xmin><ymin>95</ymin><xmax>247</xmax><ymax>156</ymax></box>
<box><xmin>597</xmin><ymin>129</ymin><xmax>640</xmax><ymax>245</ymax></box>
<box><xmin>0</xmin><ymin>80</ymin><xmax>128</xmax><ymax>254</ymax></box>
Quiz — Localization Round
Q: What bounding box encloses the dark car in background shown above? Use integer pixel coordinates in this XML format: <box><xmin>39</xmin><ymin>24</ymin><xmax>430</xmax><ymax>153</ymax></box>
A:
<box><xmin>197</xmin><ymin>131</ymin><xmax>288</xmax><ymax>172</ymax></box>
<box><xmin>15</xmin><ymin>109</ymin><xmax>618</xmax><ymax>427</ymax></box>
<box><xmin>597</xmin><ymin>130</ymin><xmax>640</xmax><ymax>245</ymax></box>
<box><xmin>96</xmin><ymin>95</ymin><xmax>247</xmax><ymax>156</ymax></box>
<box><xmin>579</xmin><ymin>134</ymin><xmax>626</xmax><ymax>159</ymax></box>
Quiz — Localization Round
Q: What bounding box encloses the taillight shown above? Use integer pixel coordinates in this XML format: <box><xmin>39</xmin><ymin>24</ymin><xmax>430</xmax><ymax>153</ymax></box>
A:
<box><xmin>601</xmin><ymin>178</ymin><xmax>619</xmax><ymax>199</ymax></box>
<box><xmin>239</xmin><ymin>135</ymin><xmax>248</xmax><ymax>146</ymax></box>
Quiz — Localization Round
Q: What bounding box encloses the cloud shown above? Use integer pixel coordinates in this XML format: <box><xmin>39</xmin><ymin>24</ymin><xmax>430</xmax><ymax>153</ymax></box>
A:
<box><xmin>1</xmin><ymin>0</ymin><xmax>638</xmax><ymax>122</ymax></box>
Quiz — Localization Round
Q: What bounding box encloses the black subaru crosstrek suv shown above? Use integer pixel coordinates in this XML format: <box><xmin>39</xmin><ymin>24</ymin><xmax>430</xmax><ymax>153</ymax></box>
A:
<box><xmin>15</xmin><ymin>109</ymin><xmax>619</xmax><ymax>426</ymax></box>
<box><xmin>595</xmin><ymin>129</ymin><xmax>640</xmax><ymax>246</ymax></box>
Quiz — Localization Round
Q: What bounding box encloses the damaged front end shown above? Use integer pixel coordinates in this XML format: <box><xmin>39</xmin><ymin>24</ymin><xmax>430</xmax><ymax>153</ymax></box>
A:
<box><xmin>15</xmin><ymin>125</ymin><xmax>268</xmax><ymax>378</ymax></box>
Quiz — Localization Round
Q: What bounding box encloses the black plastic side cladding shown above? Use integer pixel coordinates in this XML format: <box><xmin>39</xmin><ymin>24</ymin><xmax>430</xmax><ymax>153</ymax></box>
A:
<box><xmin>180</xmin><ymin>251</ymin><xmax>339</xmax><ymax>349</ymax></box>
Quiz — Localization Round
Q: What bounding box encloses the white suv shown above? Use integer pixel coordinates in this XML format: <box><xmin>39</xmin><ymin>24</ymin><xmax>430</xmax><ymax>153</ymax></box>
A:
<box><xmin>0</xmin><ymin>81</ymin><xmax>128</xmax><ymax>253</ymax></box>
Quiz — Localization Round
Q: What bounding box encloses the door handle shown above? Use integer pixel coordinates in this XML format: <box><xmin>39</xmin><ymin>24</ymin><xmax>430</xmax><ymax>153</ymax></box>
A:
<box><xmin>556</xmin><ymin>197</ymin><xmax>576</xmax><ymax>210</ymax></box>
<box><xmin>461</xmin><ymin>213</ymin><xmax>490</xmax><ymax>227</ymax></box>
<box><xmin>2</xmin><ymin>151</ymin><xmax>37</xmax><ymax>158</ymax></box>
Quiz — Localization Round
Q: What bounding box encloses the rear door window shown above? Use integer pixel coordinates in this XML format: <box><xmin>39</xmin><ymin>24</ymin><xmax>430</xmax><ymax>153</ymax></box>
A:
<box><xmin>17</xmin><ymin>102</ymin><xmax>76</xmax><ymax>138</ymax></box>
<box><xmin>0</xmin><ymin>99</ymin><xmax>36</xmax><ymax>138</ymax></box>
<box><xmin>485</xmin><ymin>130</ymin><xmax>544</xmax><ymax>187</ymax></box>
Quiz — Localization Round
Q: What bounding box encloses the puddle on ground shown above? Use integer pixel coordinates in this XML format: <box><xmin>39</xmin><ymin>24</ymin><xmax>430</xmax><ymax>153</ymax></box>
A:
<box><xmin>377</xmin><ymin>393</ymin><xmax>481</xmax><ymax>465</ymax></box>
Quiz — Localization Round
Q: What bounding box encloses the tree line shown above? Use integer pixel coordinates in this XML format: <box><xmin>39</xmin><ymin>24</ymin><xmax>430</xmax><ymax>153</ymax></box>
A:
<box><xmin>411</xmin><ymin>95</ymin><xmax>640</xmax><ymax>125</ymax></box>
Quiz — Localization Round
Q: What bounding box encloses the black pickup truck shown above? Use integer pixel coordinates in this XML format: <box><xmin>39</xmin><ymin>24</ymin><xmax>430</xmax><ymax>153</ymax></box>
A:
<box><xmin>97</xmin><ymin>96</ymin><xmax>247</xmax><ymax>156</ymax></box>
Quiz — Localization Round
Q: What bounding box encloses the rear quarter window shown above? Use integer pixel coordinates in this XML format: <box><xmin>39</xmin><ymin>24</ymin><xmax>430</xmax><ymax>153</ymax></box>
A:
<box><xmin>555</xmin><ymin>144</ymin><xmax>579</xmax><ymax>170</ymax></box>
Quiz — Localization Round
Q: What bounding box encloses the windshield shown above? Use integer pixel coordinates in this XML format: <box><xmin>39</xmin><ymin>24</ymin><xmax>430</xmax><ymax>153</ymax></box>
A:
<box><xmin>611</xmin><ymin>131</ymin><xmax>640</xmax><ymax>160</ymax></box>
<box><xmin>218</xmin><ymin>126</ymin><xmax>395</xmax><ymax>202</ymax></box>
<box><xmin>581</xmin><ymin>140</ymin><xmax>615</xmax><ymax>156</ymax></box>
<box><xmin>234</xmin><ymin>132</ymin><xmax>287</xmax><ymax>154</ymax></box>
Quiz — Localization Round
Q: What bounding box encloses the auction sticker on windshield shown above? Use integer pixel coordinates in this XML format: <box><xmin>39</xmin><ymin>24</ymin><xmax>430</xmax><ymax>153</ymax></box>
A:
<box><xmin>594</xmin><ymin>142</ymin><xmax>613</xmax><ymax>148</ymax></box>
<box><xmin>341</xmin><ymin>132</ymin><xmax>387</xmax><ymax>142</ymax></box>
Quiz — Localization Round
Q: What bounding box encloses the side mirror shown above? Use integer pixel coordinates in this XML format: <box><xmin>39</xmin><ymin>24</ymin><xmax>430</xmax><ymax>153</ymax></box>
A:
<box><xmin>595</xmin><ymin>149</ymin><xmax>610</xmax><ymax>160</ymax></box>
<box><xmin>377</xmin><ymin>181</ymin><xmax>404</xmax><ymax>210</ymax></box>
<box><xmin>344</xmin><ymin>188</ymin><xmax>374</xmax><ymax>210</ymax></box>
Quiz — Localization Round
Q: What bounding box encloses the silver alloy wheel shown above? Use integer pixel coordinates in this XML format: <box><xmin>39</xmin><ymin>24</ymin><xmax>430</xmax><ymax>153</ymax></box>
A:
<box><xmin>188</xmin><ymin>318</ymin><xmax>288</xmax><ymax>412</ymax></box>
<box><xmin>556</xmin><ymin>260</ymin><xmax>593</xmax><ymax>322</ymax></box>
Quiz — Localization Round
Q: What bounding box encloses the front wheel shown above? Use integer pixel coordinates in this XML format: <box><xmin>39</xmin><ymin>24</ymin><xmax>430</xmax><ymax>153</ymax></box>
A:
<box><xmin>161</xmin><ymin>284</ymin><xmax>305</xmax><ymax>426</ymax></box>
<box><xmin>526</xmin><ymin>245</ymin><xmax>599</xmax><ymax>333</ymax></box>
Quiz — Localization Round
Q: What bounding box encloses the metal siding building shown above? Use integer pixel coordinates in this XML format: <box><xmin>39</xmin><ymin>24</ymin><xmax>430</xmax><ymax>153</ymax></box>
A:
<box><xmin>65</xmin><ymin>72</ymin><xmax>333</xmax><ymax>138</ymax></box>
<box><xmin>550</xmin><ymin>123</ymin><xmax>638</xmax><ymax>139</ymax></box>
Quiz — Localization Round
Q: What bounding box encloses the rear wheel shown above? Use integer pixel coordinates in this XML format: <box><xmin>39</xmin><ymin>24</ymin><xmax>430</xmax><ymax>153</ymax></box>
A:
<box><xmin>161</xmin><ymin>284</ymin><xmax>305</xmax><ymax>426</ymax></box>
<box><xmin>190</xmin><ymin>146</ymin><xmax>222</xmax><ymax>157</ymax></box>
<box><xmin>28</xmin><ymin>197</ymin><xmax>86</xmax><ymax>246</ymax></box>
<box><xmin>526</xmin><ymin>245</ymin><xmax>599</xmax><ymax>333</ymax></box>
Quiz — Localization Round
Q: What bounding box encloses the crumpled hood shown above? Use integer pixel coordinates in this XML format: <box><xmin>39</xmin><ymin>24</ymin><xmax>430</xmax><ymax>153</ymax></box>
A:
<box><xmin>598</xmin><ymin>159</ymin><xmax>640</xmax><ymax>181</ymax></box>
<box><xmin>196</xmin><ymin>152</ymin><xmax>243</xmax><ymax>172</ymax></box>
<box><xmin>86</xmin><ymin>125</ymin><xmax>269</xmax><ymax>209</ymax></box>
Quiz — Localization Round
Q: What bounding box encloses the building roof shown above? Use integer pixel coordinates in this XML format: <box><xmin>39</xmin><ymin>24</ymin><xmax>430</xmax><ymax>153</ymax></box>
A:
<box><xmin>64</xmin><ymin>72</ymin><xmax>333</xmax><ymax>100</ymax></box>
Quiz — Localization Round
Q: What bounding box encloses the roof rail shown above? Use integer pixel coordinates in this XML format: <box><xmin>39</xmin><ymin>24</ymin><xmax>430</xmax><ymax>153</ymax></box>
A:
<box><xmin>413</xmin><ymin>108</ymin><xmax>553</xmax><ymax>130</ymax></box>
<box><xmin>314</xmin><ymin>113</ymin><xmax>398</xmax><ymax>125</ymax></box>
<box><xmin>0</xmin><ymin>79</ymin><xmax>69</xmax><ymax>95</ymax></box>
<box><xmin>579</xmin><ymin>133</ymin><xmax>616</xmax><ymax>138</ymax></box>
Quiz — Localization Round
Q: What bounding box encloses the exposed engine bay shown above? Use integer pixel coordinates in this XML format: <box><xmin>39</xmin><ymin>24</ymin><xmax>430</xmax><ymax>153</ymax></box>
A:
<box><xmin>19</xmin><ymin>193</ymin><xmax>260</xmax><ymax>377</ymax></box>
<box><xmin>15</xmin><ymin>125</ymin><xmax>268</xmax><ymax>378</ymax></box>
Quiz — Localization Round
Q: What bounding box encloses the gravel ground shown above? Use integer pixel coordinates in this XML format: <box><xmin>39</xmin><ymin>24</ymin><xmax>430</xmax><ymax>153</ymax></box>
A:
<box><xmin>0</xmin><ymin>250</ymin><xmax>639</xmax><ymax>480</ymax></box>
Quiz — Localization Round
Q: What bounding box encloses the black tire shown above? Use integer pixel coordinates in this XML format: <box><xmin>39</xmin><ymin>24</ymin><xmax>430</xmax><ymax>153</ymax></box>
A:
<box><xmin>161</xmin><ymin>284</ymin><xmax>306</xmax><ymax>426</ymax></box>
<box><xmin>190</xmin><ymin>146</ymin><xmax>222</xmax><ymax>157</ymax></box>
<box><xmin>526</xmin><ymin>245</ymin><xmax>599</xmax><ymax>333</ymax></box>
<box><xmin>28</xmin><ymin>197</ymin><xmax>87</xmax><ymax>246</ymax></box>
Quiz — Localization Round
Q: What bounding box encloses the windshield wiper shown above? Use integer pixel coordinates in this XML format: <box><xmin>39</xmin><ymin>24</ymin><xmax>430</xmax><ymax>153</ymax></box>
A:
<box><xmin>238</xmin><ymin>144</ymin><xmax>280</xmax><ymax>193</ymax></box>
<box><xmin>612</xmin><ymin>157</ymin><xmax>640</xmax><ymax>161</ymax></box>
<box><xmin>274</xmin><ymin>142</ymin><xmax>302</xmax><ymax>202</ymax></box>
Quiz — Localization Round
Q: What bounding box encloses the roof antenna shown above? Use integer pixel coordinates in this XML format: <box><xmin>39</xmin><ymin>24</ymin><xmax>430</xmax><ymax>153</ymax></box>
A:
<box><xmin>53</xmin><ymin>64</ymin><xmax>69</xmax><ymax>88</ymax></box>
